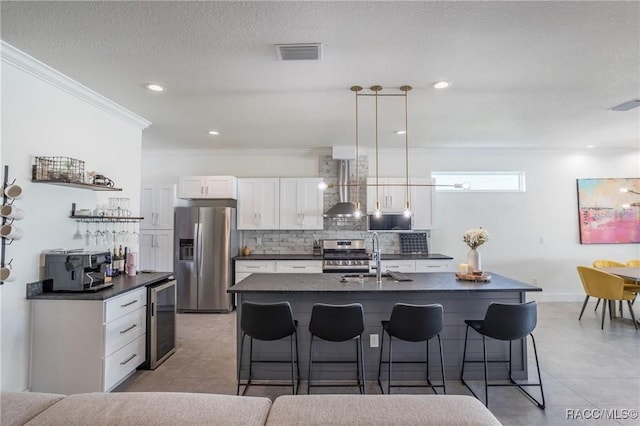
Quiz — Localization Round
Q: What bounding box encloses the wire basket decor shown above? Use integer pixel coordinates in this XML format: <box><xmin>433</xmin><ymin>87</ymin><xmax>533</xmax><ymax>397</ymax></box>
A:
<box><xmin>32</xmin><ymin>156</ymin><xmax>86</xmax><ymax>183</ymax></box>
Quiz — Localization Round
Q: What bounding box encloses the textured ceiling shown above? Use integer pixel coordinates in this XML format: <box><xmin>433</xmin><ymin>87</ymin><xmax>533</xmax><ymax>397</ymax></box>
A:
<box><xmin>1</xmin><ymin>1</ymin><xmax>639</xmax><ymax>151</ymax></box>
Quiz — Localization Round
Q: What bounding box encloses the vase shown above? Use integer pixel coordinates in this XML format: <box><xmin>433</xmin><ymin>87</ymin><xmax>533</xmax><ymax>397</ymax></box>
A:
<box><xmin>467</xmin><ymin>248</ymin><xmax>481</xmax><ymax>272</ymax></box>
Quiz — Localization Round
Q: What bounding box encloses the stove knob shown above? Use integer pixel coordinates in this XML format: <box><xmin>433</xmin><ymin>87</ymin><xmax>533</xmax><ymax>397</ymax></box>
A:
<box><xmin>346</xmin><ymin>260</ymin><xmax>352</xmax><ymax>266</ymax></box>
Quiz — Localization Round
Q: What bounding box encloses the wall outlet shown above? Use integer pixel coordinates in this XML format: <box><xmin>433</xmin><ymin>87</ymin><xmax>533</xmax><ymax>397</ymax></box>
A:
<box><xmin>369</xmin><ymin>334</ymin><xmax>379</xmax><ymax>348</ymax></box>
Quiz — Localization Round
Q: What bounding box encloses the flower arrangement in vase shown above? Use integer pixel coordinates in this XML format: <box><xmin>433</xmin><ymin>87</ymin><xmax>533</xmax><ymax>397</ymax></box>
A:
<box><xmin>463</xmin><ymin>227</ymin><xmax>489</xmax><ymax>272</ymax></box>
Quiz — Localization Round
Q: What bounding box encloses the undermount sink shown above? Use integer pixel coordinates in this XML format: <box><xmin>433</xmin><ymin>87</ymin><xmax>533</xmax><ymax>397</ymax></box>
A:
<box><xmin>339</xmin><ymin>272</ymin><xmax>412</xmax><ymax>283</ymax></box>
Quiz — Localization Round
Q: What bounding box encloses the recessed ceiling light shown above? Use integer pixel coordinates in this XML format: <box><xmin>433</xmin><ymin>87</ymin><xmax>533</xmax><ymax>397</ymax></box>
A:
<box><xmin>433</xmin><ymin>81</ymin><xmax>450</xmax><ymax>89</ymax></box>
<box><xmin>394</xmin><ymin>130</ymin><xmax>406</xmax><ymax>135</ymax></box>
<box><xmin>208</xmin><ymin>130</ymin><xmax>219</xmax><ymax>135</ymax></box>
<box><xmin>586</xmin><ymin>145</ymin><xmax>595</xmax><ymax>149</ymax></box>
<box><xmin>145</xmin><ymin>83</ymin><xmax>165</xmax><ymax>92</ymax></box>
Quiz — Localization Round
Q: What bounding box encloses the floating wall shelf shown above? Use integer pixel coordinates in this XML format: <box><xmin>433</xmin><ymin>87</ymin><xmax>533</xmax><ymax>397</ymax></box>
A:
<box><xmin>32</xmin><ymin>180</ymin><xmax>123</xmax><ymax>191</ymax></box>
<box><xmin>70</xmin><ymin>215</ymin><xmax>143</xmax><ymax>223</ymax></box>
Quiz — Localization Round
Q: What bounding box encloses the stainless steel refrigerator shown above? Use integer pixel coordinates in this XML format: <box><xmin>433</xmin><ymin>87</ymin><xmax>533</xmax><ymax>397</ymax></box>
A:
<box><xmin>174</xmin><ymin>207</ymin><xmax>238</xmax><ymax>312</ymax></box>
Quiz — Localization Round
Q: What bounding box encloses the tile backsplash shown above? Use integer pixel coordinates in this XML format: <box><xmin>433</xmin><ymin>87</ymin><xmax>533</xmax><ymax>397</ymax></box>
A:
<box><xmin>240</xmin><ymin>230</ymin><xmax>405</xmax><ymax>254</ymax></box>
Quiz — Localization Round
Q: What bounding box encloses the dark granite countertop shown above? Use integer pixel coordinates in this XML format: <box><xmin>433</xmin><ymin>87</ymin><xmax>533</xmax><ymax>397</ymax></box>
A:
<box><xmin>27</xmin><ymin>272</ymin><xmax>174</xmax><ymax>301</ymax></box>
<box><xmin>228</xmin><ymin>272</ymin><xmax>541</xmax><ymax>294</ymax></box>
<box><xmin>381</xmin><ymin>253</ymin><xmax>453</xmax><ymax>260</ymax></box>
<box><xmin>233</xmin><ymin>253</ymin><xmax>453</xmax><ymax>261</ymax></box>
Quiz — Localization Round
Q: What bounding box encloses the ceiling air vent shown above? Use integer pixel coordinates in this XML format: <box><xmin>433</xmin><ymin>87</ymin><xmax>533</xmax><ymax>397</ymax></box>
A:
<box><xmin>275</xmin><ymin>43</ymin><xmax>322</xmax><ymax>61</ymax></box>
<box><xmin>609</xmin><ymin>98</ymin><xmax>640</xmax><ymax>111</ymax></box>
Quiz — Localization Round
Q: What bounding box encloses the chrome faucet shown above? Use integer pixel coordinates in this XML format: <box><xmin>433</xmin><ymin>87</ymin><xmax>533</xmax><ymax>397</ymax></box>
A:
<box><xmin>371</xmin><ymin>232</ymin><xmax>382</xmax><ymax>284</ymax></box>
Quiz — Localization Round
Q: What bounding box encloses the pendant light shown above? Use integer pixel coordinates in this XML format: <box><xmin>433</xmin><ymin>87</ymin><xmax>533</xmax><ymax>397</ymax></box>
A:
<box><xmin>352</xmin><ymin>86</ymin><xmax>363</xmax><ymax>219</ymax></box>
<box><xmin>400</xmin><ymin>85</ymin><xmax>412</xmax><ymax>218</ymax></box>
<box><xmin>372</xmin><ymin>85</ymin><xmax>382</xmax><ymax>218</ymax></box>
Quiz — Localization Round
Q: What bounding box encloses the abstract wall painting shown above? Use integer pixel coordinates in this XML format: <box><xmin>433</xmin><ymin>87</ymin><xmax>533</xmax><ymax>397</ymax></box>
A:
<box><xmin>577</xmin><ymin>178</ymin><xmax>640</xmax><ymax>244</ymax></box>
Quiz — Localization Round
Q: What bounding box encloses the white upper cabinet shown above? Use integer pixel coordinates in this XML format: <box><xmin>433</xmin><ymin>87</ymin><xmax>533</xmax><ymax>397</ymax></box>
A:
<box><xmin>237</xmin><ymin>178</ymin><xmax>280</xmax><ymax>230</ymax></box>
<box><xmin>366</xmin><ymin>177</ymin><xmax>435</xmax><ymax>229</ymax></box>
<box><xmin>140</xmin><ymin>184</ymin><xmax>175</xmax><ymax>230</ymax></box>
<box><xmin>366</xmin><ymin>177</ymin><xmax>407</xmax><ymax>213</ymax></box>
<box><xmin>279</xmin><ymin>178</ymin><xmax>324</xmax><ymax>230</ymax></box>
<box><xmin>177</xmin><ymin>176</ymin><xmax>237</xmax><ymax>199</ymax></box>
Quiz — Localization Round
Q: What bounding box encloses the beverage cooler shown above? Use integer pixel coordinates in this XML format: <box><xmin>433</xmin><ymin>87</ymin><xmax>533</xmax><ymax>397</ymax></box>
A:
<box><xmin>142</xmin><ymin>279</ymin><xmax>176</xmax><ymax>370</ymax></box>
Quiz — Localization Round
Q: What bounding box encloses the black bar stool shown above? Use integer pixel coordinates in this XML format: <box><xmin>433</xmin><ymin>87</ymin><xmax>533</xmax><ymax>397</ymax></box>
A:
<box><xmin>237</xmin><ymin>301</ymin><xmax>300</xmax><ymax>396</ymax></box>
<box><xmin>308</xmin><ymin>303</ymin><xmax>366</xmax><ymax>394</ymax></box>
<box><xmin>377</xmin><ymin>303</ymin><xmax>446</xmax><ymax>394</ymax></box>
<box><xmin>460</xmin><ymin>301</ymin><xmax>545</xmax><ymax>409</ymax></box>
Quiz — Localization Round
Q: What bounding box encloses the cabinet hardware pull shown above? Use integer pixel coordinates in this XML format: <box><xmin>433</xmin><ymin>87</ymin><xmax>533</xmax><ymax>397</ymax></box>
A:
<box><xmin>119</xmin><ymin>324</ymin><xmax>137</xmax><ymax>334</ymax></box>
<box><xmin>120</xmin><ymin>300</ymin><xmax>138</xmax><ymax>308</ymax></box>
<box><xmin>247</xmin><ymin>266</ymin><xmax>260</xmax><ymax>269</ymax></box>
<box><xmin>120</xmin><ymin>353</ymin><xmax>137</xmax><ymax>365</ymax></box>
<box><xmin>292</xmin><ymin>266</ymin><xmax>305</xmax><ymax>269</ymax></box>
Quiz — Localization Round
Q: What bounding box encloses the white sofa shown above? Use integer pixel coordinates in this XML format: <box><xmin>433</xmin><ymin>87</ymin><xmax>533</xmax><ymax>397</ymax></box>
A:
<box><xmin>1</xmin><ymin>391</ymin><xmax>502</xmax><ymax>425</ymax></box>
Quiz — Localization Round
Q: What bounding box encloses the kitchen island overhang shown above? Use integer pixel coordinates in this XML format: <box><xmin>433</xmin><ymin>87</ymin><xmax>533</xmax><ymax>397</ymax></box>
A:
<box><xmin>229</xmin><ymin>272</ymin><xmax>542</xmax><ymax>383</ymax></box>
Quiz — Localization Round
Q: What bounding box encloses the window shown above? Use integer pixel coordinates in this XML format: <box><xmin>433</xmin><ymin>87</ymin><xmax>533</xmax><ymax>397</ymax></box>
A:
<box><xmin>431</xmin><ymin>171</ymin><xmax>526</xmax><ymax>192</ymax></box>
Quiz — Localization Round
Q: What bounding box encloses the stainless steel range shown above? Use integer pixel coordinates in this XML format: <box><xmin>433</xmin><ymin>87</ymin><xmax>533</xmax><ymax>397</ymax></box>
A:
<box><xmin>322</xmin><ymin>239</ymin><xmax>370</xmax><ymax>273</ymax></box>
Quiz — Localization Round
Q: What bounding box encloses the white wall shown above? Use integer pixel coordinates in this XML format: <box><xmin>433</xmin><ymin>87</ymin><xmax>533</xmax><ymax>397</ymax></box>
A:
<box><xmin>403</xmin><ymin>148</ymin><xmax>639</xmax><ymax>302</ymax></box>
<box><xmin>141</xmin><ymin>149</ymin><xmax>325</xmax><ymax>184</ymax></box>
<box><xmin>142</xmin><ymin>147</ymin><xmax>640</xmax><ymax>302</ymax></box>
<box><xmin>1</xmin><ymin>49</ymin><xmax>146</xmax><ymax>391</ymax></box>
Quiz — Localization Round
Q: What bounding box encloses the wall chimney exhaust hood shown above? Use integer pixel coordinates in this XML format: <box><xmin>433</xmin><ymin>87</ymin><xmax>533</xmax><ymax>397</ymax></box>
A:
<box><xmin>323</xmin><ymin>160</ymin><xmax>357</xmax><ymax>218</ymax></box>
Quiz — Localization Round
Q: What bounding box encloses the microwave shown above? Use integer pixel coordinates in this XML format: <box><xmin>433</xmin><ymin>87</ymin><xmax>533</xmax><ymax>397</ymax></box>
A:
<box><xmin>367</xmin><ymin>214</ymin><xmax>412</xmax><ymax>231</ymax></box>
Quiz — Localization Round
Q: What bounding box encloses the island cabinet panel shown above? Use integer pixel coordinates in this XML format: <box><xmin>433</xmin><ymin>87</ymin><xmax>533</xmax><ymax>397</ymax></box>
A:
<box><xmin>231</xmin><ymin>272</ymin><xmax>541</xmax><ymax>382</ymax></box>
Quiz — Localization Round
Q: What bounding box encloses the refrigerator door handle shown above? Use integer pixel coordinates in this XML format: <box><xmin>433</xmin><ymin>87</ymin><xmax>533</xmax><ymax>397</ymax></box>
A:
<box><xmin>193</xmin><ymin>222</ymin><xmax>199</xmax><ymax>276</ymax></box>
<box><xmin>198</xmin><ymin>222</ymin><xmax>204</xmax><ymax>277</ymax></box>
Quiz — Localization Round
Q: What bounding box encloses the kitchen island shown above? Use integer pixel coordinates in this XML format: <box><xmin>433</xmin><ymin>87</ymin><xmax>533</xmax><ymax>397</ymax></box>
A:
<box><xmin>229</xmin><ymin>272</ymin><xmax>541</xmax><ymax>382</ymax></box>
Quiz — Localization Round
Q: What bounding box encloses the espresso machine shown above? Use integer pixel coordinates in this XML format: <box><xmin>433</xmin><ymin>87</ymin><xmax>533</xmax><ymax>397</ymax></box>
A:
<box><xmin>44</xmin><ymin>250</ymin><xmax>112</xmax><ymax>292</ymax></box>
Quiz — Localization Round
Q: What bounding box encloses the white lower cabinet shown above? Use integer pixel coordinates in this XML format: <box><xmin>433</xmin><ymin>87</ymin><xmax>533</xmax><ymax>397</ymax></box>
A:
<box><xmin>235</xmin><ymin>260</ymin><xmax>276</xmax><ymax>284</ymax></box>
<box><xmin>275</xmin><ymin>260</ymin><xmax>322</xmax><ymax>273</ymax></box>
<box><xmin>234</xmin><ymin>259</ymin><xmax>322</xmax><ymax>283</ymax></box>
<box><xmin>415</xmin><ymin>259</ymin><xmax>452</xmax><ymax>272</ymax></box>
<box><xmin>378</xmin><ymin>259</ymin><xmax>452</xmax><ymax>273</ymax></box>
<box><xmin>30</xmin><ymin>287</ymin><xmax>147</xmax><ymax>394</ymax></box>
<box><xmin>380</xmin><ymin>260</ymin><xmax>416</xmax><ymax>273</ymax></box>
<box><xmin>104</xmin><ymin>334</ymin><xmax>146</xmax><ymax>391</ymax></box>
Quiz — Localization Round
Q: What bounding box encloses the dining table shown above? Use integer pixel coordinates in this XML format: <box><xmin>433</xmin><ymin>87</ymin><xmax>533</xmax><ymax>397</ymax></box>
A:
<box><xmin>598</xmin><ymin>267</ymin><xmax>640</xmax><ymax>282</ymax></box>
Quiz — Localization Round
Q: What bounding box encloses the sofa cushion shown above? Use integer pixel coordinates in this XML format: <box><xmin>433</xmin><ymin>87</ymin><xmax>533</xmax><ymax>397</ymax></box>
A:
<box><xmin>1</xmin><ymin>392</ymin><xmax>65</xmax><ymax>426</ymax></box>
<box><xmin>267</xmin><ymin>394</ymin><xmax>502</xmax><ymax>426</ymax></box>
<box><xmin>25</xmin><ymin>392</ymin><xmax>272</xmax><ymax>426</ymax></box>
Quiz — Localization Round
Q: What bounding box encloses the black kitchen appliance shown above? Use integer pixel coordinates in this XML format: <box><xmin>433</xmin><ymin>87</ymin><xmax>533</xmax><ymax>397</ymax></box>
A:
<box><xmin>43</xmin><ymin>250</ymin><xmax>112</xmax><ymax>292</ymax></box>
<box><xmin>368</xmin><ymin>214</ymin><xmax>412</xmax><ymax>231</ymax></box>
<box><xmin>321</xmin><ymin>239</ymin><xmax>370</xmax><ymax>273</ymax></box>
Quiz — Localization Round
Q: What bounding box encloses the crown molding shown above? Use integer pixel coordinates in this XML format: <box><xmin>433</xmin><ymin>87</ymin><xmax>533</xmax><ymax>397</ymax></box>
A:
<box><xmin>1</xmin><ymin>40</ymin><xmax>151</xmax><ymax>130</ymax></box>
<box><xmin>142</xmin><ymin>147</ymin><xmax>331</xmax><ymax>156</ymax></box>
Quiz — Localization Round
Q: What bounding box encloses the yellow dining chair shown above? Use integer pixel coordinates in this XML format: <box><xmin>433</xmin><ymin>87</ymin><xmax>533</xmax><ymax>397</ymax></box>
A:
<box><xmin>577</xmin><ymin>266</ymin><xmax>637</xmax><ymax>330</ymax></box>
<box><xmin>592</xmin><ymin>260</ymin><xmax>627</xmax><ymax>315</ymax></box>
<box><xmin>592</xmin><ymin>260</ymin><xmax>640</xmax><ymax>309</ymax></box>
